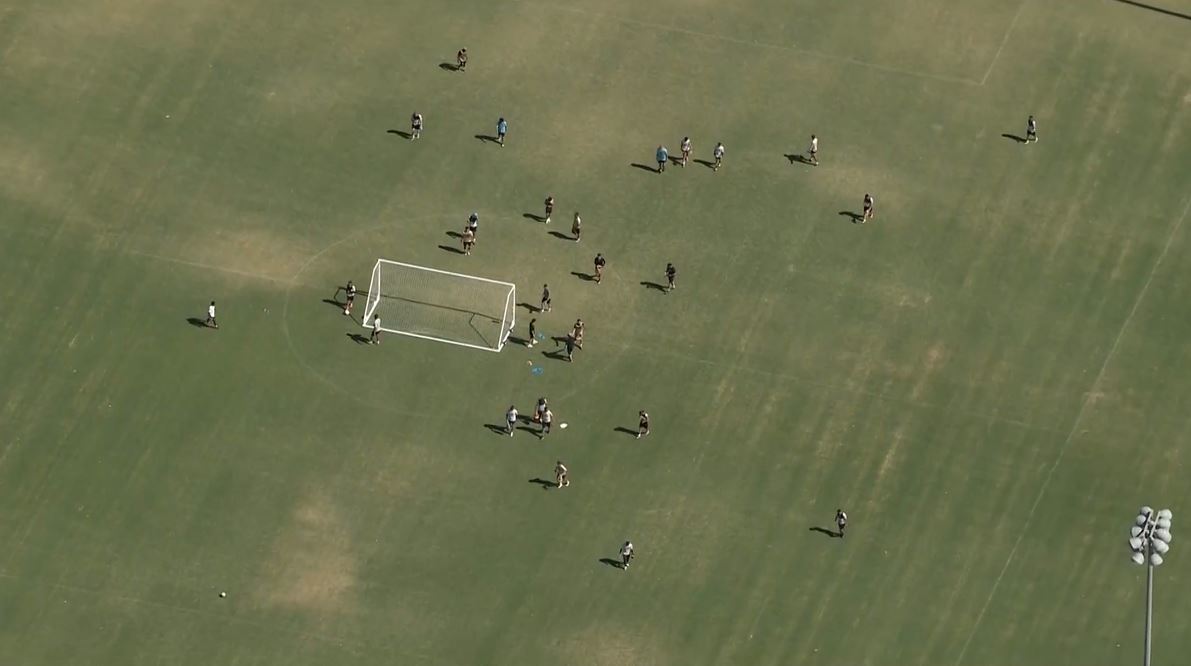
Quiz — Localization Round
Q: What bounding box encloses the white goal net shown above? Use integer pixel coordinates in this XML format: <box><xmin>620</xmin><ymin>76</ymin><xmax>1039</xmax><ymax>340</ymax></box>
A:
<box><xmin>361</xmin><ymin>259</ymin><xmax>517</xmax><ymax>352</ymax></box>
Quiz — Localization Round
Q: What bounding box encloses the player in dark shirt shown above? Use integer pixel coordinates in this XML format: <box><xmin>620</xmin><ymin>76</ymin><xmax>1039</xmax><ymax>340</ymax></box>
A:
<box><xmin>593</xmin><ymin>253</ymin><xmax>606</xmax><ymax>284</ymax></box>
<box><xmin>527</xmin><ymin>318</ymin><xmax>538</xmax><ymax>347</ymax></box>
<box><xmin>540</xmin><ymin>284</ymin><xmax>551</xmax><ymax>312</ymax></box>
<box><xmin>410</xmin><ymin>113</ymin><xmax>423</xmax><ymax>140</ymax></box>
<box><xmin>1026</xmin><ymin>115</ymin><xmax>1038</xmax><ymax>143</ymax></box>
<box><xmin>862</xmin><ymin>193</ymin><xmax>875</xmax><ymax>223</ymax></box>
<box><xmin>835</xmin><ymin>509</ymin><xmax>848</xmax><ymax>539</ymax></box>
<box><xmin>665</xmin><ymin>263</ymin><xmax>677</xmax><ymax>292</ymax></box>
<box><xmin>637</xmin><ymin>410</ymin><xmax>650</xmax><ymax>439</ymax></box>
<box><xmin>344</xmin><ymin>280</ymin><xmax>356</xmax><ymax>316</ymax></box>
<box><xmin>456</xmin><ymin>48</ymin><xmax>468</xmax><ymax>72</ymax></box>
<box><xmin>544</xmin><ymin>196</ymin><xmax>554</xmax><ymax>224</ymax></box>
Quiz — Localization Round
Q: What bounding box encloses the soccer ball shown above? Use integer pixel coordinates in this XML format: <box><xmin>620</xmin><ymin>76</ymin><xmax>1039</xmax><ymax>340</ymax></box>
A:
<box><xmin>559</xmin><ymin>423</ymin><xmax>568</xmax><ymax>429</ymax></box>
<box><xmin>343</xmin><ymin>308</ymin><xmax>350</xmax><ymax>315</ymax></box>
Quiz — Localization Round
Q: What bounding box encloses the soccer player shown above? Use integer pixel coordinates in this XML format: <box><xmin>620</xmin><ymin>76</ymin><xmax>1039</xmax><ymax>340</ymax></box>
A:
<box><xmin>555</xmin><ymin>460</ymin><xmax>570</xmax><ymax>488</ymax></box>
<box><xmin>637</xmin><ymin>410</ymin><xmax>650</xmax><ymax>438</ymax></box>
<box><xmin>665</xmin><ymin>262</ymin><xmax>676</xmax><ymax>292</ymax></box>
<box><xmin>620</xmin><ymin>541</ymin><xmax>634</xmax><ymax>570</ymax></box>
<box><xmin>496</xmin><ymin>117</ymin><xmax>508</xmax><ymax>146</ymax></box>
<box><xmin>808</xmin><ymin>134</ymin><xmax>819</xmax><ymax>166</ymax></box>
<box><xmin>461</xmin><ymin>228</ymin><xmax>475</xmax><ymax>255</ymax></box>
<box><xmin>593</xmin><ymin>253</ymin><xmax>606</xmax><ymax>284</ymax></box>
<box><xmin>205</xmin><ymin>300</ymin><xmax>218</xmax><ymax>329</ymax></box>
<box><xmin>680</xmin><ymin>136</ymin><xmax>692</xmax><ymax>167</ymax></box>
<box><xmin>370</xmin><ymin>314</ymin><xmax>381</xmax><ymax>344</ymax></box>
<box><xmin>713</xmin><ymin>142</ymin><xmax>725</xmax><ymax>171</ymax></box>
<box><xmin>1026</xmin><ymin>115</ymin><xmax>1038</xmax><ymax>143</ymax></box>
<box><xmin>862</xmin><ymin>193</ymin><xmax>875</xmax><ymax>223</ymax></box>
<box><xmin>505</xmin><ymin>405</ymin><xmax>518</xmax><ymax>436</ymax></box>
<box><xmin>563</xmin><ymin>335</ymin><xmax>575</xmax><ymax>362</ymax></box>
<box><xmin>456</xmin><ymin>48</ymin><xmax>468</xmax><ymax>72</ymax></box>
<box><xmin>344</xmin><ymin>280</ymin><xmax>356</xmax><ymax>316</ymax></box>
<box><xmin>467</xmin><ymin>212</ymin><xmax>479</xmax><ymax>236</ymax></box>
<box><xmin>540</xmin><ymin>408</ymin><xmax>553</xmax><ymax>436</ymax></box>
<box><xmin>544</xmin><ymin>195</ymin><xmax>554</xmax><ymax>224</ymax></box>
<box><xmin>835</xmin><ymin>509</ymin><xmax>848</xmax><ymax>539</ymax></box>
<box><xmin>571</xmin><ymin>212</ymin><xmax>582</xmax><ymax>242</ymax></box>
<box><xmin>571</xmin><ymin>318</ymin><xmax>584</xmax><ymax>341</ymax></box>
<box><xmin>527</xmin><ymin>318</ymin><xmax>538</xmax><ymax>347</ymax></box>
<box><xmin>540</xmin><ymin>284</ymin><xmax>552</xmax><ymax>312</ymax></box>
<box><xmin>534</xmin><ymin>397</ymin><xmax>548</xmax><ymax>424</ymax></box>
<box><xmin>411</xmin><ymin>112</ymin><xmax>423</xmax><ymax>140</ymax></box>
<box><xmin>656</xmin><ymin>145</ymin><xmax>668</xmax><ymax>173</ymax></box>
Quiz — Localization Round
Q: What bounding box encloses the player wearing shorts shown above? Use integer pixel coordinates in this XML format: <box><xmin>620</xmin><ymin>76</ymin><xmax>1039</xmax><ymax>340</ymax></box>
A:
<box><xmin>528</xmin><ymin>318</ymin><xmax>538</xmax><ymax>347</ymax></box>
<box><xmin>620</xmin><ymin>541</ymin><xmax>634</xmax><ymax>570</ymax></box>
<box><xmin>467</xmin><ymin>212</ymin><xmax>478</xmax><ymax>236</ymax></box>
<box><xmin>370</xmin><ymin>314</ymin><xmax>381</xmax><ymax>344</ymax></box>
<box><xmin>505</xmin><ymin>405</ymin><xmax>518</xmax><ymax>436</ymax></box>
<box><xmin>665</xmin><ymin>263</ymin><xmax>676</xmax><ymax>292</ymax></box>
<box><xmin>497</xmin><ymin>117</ymin><xmax>507</xmax><ymax>146</ymax></box>
<box><xmin>344</xmin><ymin>280</ymin><xmax>356</xmax><ymax>316</ymax></box>
<box><xmin>461</xmin><ymin>228</ymin><xmax>475</xmax><ymax>255</ymax></box>
<box><xmin>836</xmin><ymin>509</ymin><xmax>848</xmax><ymax>539</ymax></box>
<box><xmin>411</xmin><ymin>112</ymin><xmax>423</xmax><ymax>140</ymax></box>
<box><xmin>1026</xmin><ymin>115</ymin><xmax>1037</xmax><ymax>143</ymax></box>
<box><xmin>544</xmin><ymin>196</ymin><xmax>554</xmax><ymax>224</ymax></box>
<box><xmin>205</xmin><ymin>301</ymin><xmax>218</xmax><ymax>329</ymax></box>
<box><xmin>594</xmin><ymin>253</ymin><xmax>606</xmax><ymax>284</ymax></box>
<box><xmin>456</xmin><ymin>48</ymin><xmax>468</xmax><ymax>72</ymax></box>
<box><xmin>554</xmin><ymin>461</ymin><xmax>569</xmax><ymax>488</ymax></box>
<box><xmin>808</xmin><ymin>134</ymin><xmax>819</xmax><ymax>166</ymax></box>
<box><xmin>713</xmin><ymin>142</ymin><xmax>725</xmax><ymax>171</ymax></box>
<box><xmin>571</xmin><ymin>212</ymin><xmax>582</xmax><ymax>242</ymax></box>
<box><xmin>571</xmin><ymin>319</ymin><xmax>584</xmax><ymax>348</ymax></box>
<box><xmin>533</xmin><ymin>397</ymin><xmax>548</xmax><ymax>424</ymax></box>
<box><xmin>563</xmin><ymin>335</ymin><xmax>575</xmax><ymax>362</ymax></box>
<box><xmin>862</xmin><ymin>193</ymin><xmax>875</xmax><ymax>223</ymax></box>
<box><xmin>680</xmin><ymin>136</ymin><xmax>692</xmax><ymax>167</ymax></box>
<box><xmin>540</xmin><ymin>408</ymin><xmax>553</xmax><ymax>436</ymax></box>
<box><xmin>540</xmin><ymin>284</ymin><xmax>551</xmax><ymax>312</ymax></box>
<box><xmin>656</xmin><ymin>145</ymin><xmax>668</xmax><ymax>173</ymax></box>
<box><xmin>637</xmin><ymin>410</ymin><xmax>650</xmax><ymax>438</ymax></box>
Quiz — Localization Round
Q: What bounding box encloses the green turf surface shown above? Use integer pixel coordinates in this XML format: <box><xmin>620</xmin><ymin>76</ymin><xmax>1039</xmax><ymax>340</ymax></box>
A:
<box><xmin>2</xmin><ymin>0</ymin><xmax>1190</xmax><ymax>663</ymax></box>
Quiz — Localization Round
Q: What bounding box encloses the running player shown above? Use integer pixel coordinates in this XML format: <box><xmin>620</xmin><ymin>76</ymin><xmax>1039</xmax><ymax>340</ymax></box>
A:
<box><xmin>527</xmin><ymin>318</ymin><xmax>538</xmax><ymax>347</ymax></box>
<box><xmin>505</xmin><ymin>405</ymin><xmax>518</xmax><ymax>436</ymax></box>
<box><xmin>593</xmin><ymin>253</ymin><xmax>606</xmax><ymax>284</ymax></box>
<box><xmin>461</xmin><ymin>228</ymin><xmax>475</xmax><ymax>255</ymax></box>
<box><xmin>636</xmin><ymin>410</ymin><xmax>650</xmax><ymax>438</ymax></box>
<box><xmin>656</xmin><ymin>145</ymin><xmax>668</xmax><ymax>173</ymax></box>
<box><xmin>205</xmin><ymin>301</ymin><xmax>218</xmax><ymax>329</ymax></box>
<box><xmin>370</xmin><ymin>314</ymin><xmax>381</xmax><ymax>344</ymax></box>
<box><xmin>571</xmin><ymin>318</ymin><xmax>584</xmax><ymax>348</ymax></box>
<box><xmin>665</xmin><ymin>263</ymin><xmax>676</xmax><ymax>292</ymax></box>
<box><xmin>835</xmin><ymin>509</ymin><xmax>848</xmax><ymax>539</ymax></box>
<box><xmin>571</xmin><ymin>212</ymin><xmax>582</xmax><ymax>242</ymax></box>
<box><xmin>554</xmin><ymin>461</ymin><xmax>570</xmax><ymax>488</ymax></box>
<box><xmin>563</xmin><ymin>335</ymin><xmax>575</xmax><ymax>362</ymax></box>
<box><xmin>1026</xmin><ymin>115</ymin><xmax>1038</xmax><ymax>143</ymax></box>
<box><xmin>411</xmin><ymin>112</ymin><xmax>423</xmax><ymax>140</ymax></box>
<box><xmin>343</xmin><ymin>280</ymin><xmax>356</xmax><ymax>316</ymax></box>
<box><xmin>496</xmin><ymin>117</ymin><xmax>507</xmax><ymax>146</ymax></box>
<box><xmin>620</xmin><ymin>541</ymin><xmax>634</xmax><ymax>570</ymax></box>
<box><xmin>808</xmin><ymin>134</ymin><xmax>819</xmax><ymax>166</ymax></box>
<box><xmin>544</xmin><ymin>195</ymin><xmax>554</xmax><ymax>224</ymax></box>
<box><xmin>534</xmin><ymin>397</ymin><xmax>548</xmax><ymax>424</ymax></box>
<box><xmin>680</xmin><ymin>136</ymin><xmax>692</xmax><ymax>167</ymax></box>
<box><xmin>713</xmin><ymin>142</ymin><xmax>725</xmax><ymax>171</ymax></box>
<box><xmin>540</xmin><ymin>284</ymin><xmax>551</xmax><ymax>312</ymax></box>
<box><xmin>862</xmin><ymin>193</ymin><xmax>875</xmax><ymax>223</ymax></box>
<box><xmin>456</xmin><ymin>48</ymin><xmax>468</xmax><ymax>72</ymax></box>
<box><xmin>540</xmin><ymin>408</ymin><xmax>553</xmax><ymax>436</ymax></box>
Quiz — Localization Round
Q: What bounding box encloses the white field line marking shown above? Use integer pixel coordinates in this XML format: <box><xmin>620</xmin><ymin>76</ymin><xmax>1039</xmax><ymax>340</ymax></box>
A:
<box><xmin>517</xmin><ymin>0</ymin><xmax>982</xmax><ymax>86</ymax></box>
<box><xmin>953</xmin><ymin>196</ymin><xmax>1191</xmax><ymax>666</ymax></box>
<box><xmin>126</xmin><ymin>250</ymin><xmax>295</xmax><ymax>285</ymax></box>
<box><xmin>980</xmin><ymin>0</ymin><xmax>1030</xmax><ymax>86</ymax></box>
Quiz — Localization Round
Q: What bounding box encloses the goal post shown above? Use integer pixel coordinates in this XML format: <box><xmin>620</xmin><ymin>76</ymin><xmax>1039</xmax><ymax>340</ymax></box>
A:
<box><xmin>360</xmin><ymin>259</ymin><xmax>517</xmax><ymax>352</ymax></box>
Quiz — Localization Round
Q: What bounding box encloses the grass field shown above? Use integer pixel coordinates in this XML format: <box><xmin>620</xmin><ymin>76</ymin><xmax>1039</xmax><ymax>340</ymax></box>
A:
<box><xmin>2</xmin><ymin>0</ymin><xmax>1191</xmax><ymax>664</ymax></box>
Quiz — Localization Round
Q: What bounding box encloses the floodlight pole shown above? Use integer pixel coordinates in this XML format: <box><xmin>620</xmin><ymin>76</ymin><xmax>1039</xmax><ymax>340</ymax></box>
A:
<box><xmin>1144</xmin><ymin>556</ymin><xmax>1153</xmax><ymax>666</ymax></box>
<box><xmin>1131</xmin><ymin>507</ymin><xmax>1172</xmax><ymax>666</ymax></box>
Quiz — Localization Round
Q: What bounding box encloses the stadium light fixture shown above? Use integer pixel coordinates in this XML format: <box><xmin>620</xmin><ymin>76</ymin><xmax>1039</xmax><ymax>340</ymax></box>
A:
<box><xmin>1129</xmin><ymin>506</ymin><xmax>1173</xmax><ymax>666</ymax></box>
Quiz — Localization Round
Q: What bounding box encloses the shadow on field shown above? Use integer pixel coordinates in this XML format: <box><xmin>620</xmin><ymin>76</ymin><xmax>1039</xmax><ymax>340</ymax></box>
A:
<box><xmin>445</xmin><ymin>230</ymin><xmax>462</xmax><ymax>239</ymax></box>
<box><xmin>387</xmin><ymin>129</ymin><xmax>411</xmax><ymax>139</ymax></box>
<box><xmin>809</xmin><ymin>526</ymin><xmax>840</xmax><ymax>538</ymax></box>
<box><xmin>438</xmin><ymin>244</ymin><xmax>466</xmax><ymax>254</ymax></box>
<box><xmin>528</xmin><ymin>478</ymin><xmax>555</xmax><ymax>489</ymax></box>
<box><xmin>523</xmin><ymin>212</ymin><xmax>546</xmax><ymax>222</ymax></box>
<box><xmin>629</xmin><ymin>162</ymin><xmax>658</xmax><ymax>174</ymax></box>
<box><xmin>614</xmin><ymin>426</ymin><xmax>638</xmax><ymax>437</ymax></box>
<box><xmin>505</xmin><ymin>335</ymin><xmax>528</xmax><ymax>347</ymax></box>
<box><xmin>322</xmin><ymin>298</ymin><xmax>344</xmax><ymax>310</ymax></box>
<box><xmin>186</xmin><ymin>317</ymin><xmax>208</xmax><ymax>329</ymax></box>
<box><xmin>571</xmin><ymin>271</ymin><xmax>595</xmax><ymax>282</ymax></box>
<box><xmin>1001</xmin><ymin>133</ymin><xmax>1026</xmax><ymax>144</ymax></box>
<box><xmin>693</xmin><ymin>158</ymin><xmax>715</xmax><ymax>170</ymax></box>
<box><xmin>1109</xmin><ymin>0</ymin><xmax>1191</xmax><ymax>20</ymax></box>
<box><xmin>786</xmin><ymin>153</ymin><xmax>814</xmax><ymax>165</ymax></box>
<box><xmin>439</xmin><ymin>62</ymin><xmax>460</xmax><ymax>72</ymax></box>
<box><xmin>837</xmin><ymin>211</ymin><xmax>863</xmax><ymax>223</ymax></box>
<box><xmin>640</xmin><ymin>281</ymin><xmax>668</xmax><ymax>293</ymax></box>
<box><xmin>475</xmin><ymin>134</ymin><xmax>499</xmax><ymax>144</ymax></box>
<box><xmin>599</xmin><ymin>558</ymin><xmax>622</xmax><ymax>569</ymax></box>
<box><xmin>517</xmin><ymin>302</ymin><xmax>539</xmax><ymax>313</ymax></box>
<box><xmin>548</xmin><ymin>231</ymin><xmax>573</xmax><ymax>241</ymax></box>
<box><xmin>346</xmin><ymin>332</ymin><xmax>370</xmax><ymax>345</ymax></box>
<box><xmin>484</xmin><ymin>423</ymin><xmax>509</xmax><ymax>436</ymax></box>
<box><xmin>542</xmin><ymin>349</ymin><xmax>570</xmax><ymax>362</ymax></box>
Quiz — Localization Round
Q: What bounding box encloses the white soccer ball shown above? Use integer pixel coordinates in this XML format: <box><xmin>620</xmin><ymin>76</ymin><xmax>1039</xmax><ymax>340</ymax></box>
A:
<box><xmin>344</xmin><ymin>308</ymin><xmax>350</xmax><ymax>315</ymax></box>
<box><xmin>219</xmin><ymin>592</ymin><xmax>227</xmax><ymax>598</ymax></box>
<box><xmin>559</xmin><ymin>423</ymin><xmax>568</xmax><ymax>429</ymax></box>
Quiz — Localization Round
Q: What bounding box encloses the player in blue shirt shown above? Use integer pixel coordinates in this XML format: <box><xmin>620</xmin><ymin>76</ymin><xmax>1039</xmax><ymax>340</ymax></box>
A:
<box><xmin>497</xmin><ymin>117</ymin><xmax>508</xmax><ymax>146</ymax></box>
<box><xmin>656</xmin><ymin>145</ymin><xmax>668</xmax><ymax>173</ymax></box>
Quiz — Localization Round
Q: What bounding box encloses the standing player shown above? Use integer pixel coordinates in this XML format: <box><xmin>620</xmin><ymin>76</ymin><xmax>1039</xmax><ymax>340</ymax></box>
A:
<box><xmin>544</xmin><ymin>195</ymin><xmax>554</xmax><ymax>224</ymax></box>
<box><xmin>527</xmin><ymin>318</ymin><xmax>538</xmax><ymax>347</ymax></box>
<box><xmin>540</xmin><ymin>283</ymin><xmax>552</xmax><ymax>313</ymax></box>
<box><xmin>563</xmin><ymin>335</ymin><xmax>575</xmax><ymax>362</ymax></box>
<box><xmin>1026</xmin><ymin>115</ymin><xmax>1038</xmax><ymax>143</ymax></box>
<box><xmin>461</xmin><ymin>228</ymin><xmax>476</xmax><ymax>255</ymax></box>
<box><xmin>205</xmin><ymin>300</ymin><xmax>218</xmax><ymax>329</ymax></box>
<box><xmin>680</xmin><ymin>136</ymin><xmax>692</xmax><ymax>167</ymax></box>
<box><xmin>467</xmin><ymin>212</ymin><xmax>479</xmax><ymax>236</ymax></box>
<box><xmin>637</xmin><ymin>410</ymin><xmax>650</xmax><ymax>438</ymax></box>
<box><xmin>593</xmin><ymin>253</ymin><xmax>606</xmax><ymax>284</ymax></box>
<box><xmin>807</xmin><ymin>134</ymin><xmax>819</xmax><ymax>166</ymax></box>
<box><xmin>343</xmin><ymin>280</ymin><xmax>356</xmax><ymax>316</ymax></box>
<box><xmin>656</xmin><ymin>145</ymin><xmax>669</xmax><ymax>173</ymax></box>
<box><xmin>835</xmin><ymin>509</ymin><xmax>848</xmax><ymax>539</ymax></box>
<box><xmin>534</xmin><ymin>397</ymin><xmax>549</xmax><ymax>425</ymax></box>
<box><xmin>665</xmin><ymin>262</ymin><xmax>677</xmax><ymax>292</ymax></box>
<box><xmin>571</xmin><ymin>319</ymin><xmax>584</xmax><ymax>349</ymax></box>
<box><xmin>571</xmin><ymin>212</ymin><xmax>582</xmax><ymax>242</ymax></box>
<box><xmin>620</xmin><ymin>541</ymin><xmax>634</xmax><ymax>570</ymax></box>
<box><xmin>456</xmin><ymin>48</ymin><xmax>468</xmax><ymax>72</ymax></box>
<box><xmin>411</xmin><ymin>112</ymin><xmax>423</xmax><ymax>140</ymax></box>
<box><xmin>540</xmin><ymin>408</ymin><xmax>553</xmax><ymax>436</ymax></box>
<box><xmin>505</xmin><ymin>405</ymin><xmax>518</xmax><ymax>436</ymax></box>
<box><xmin>370</xmin><ymin>314</ymin><xmax>382</xmax><ymax>344</ymax></box>
<box><xmin>496</xmin><ymin>117</ymin><xmax>508</xmax><ymax>146</ymax></box>
<box><xmin>713</xmin><ymin>142</ymin><xmax>725</xmax><ymax>171</ymax></box>
<box><xmin>554</xmin><ymin>460</ymin><xmax>570</xmax><ymax>488</ymax></box>
<box><xmin>862</xmin><ymin>193</ymin><xmax>875</xmax><ymax>223</ymax></box>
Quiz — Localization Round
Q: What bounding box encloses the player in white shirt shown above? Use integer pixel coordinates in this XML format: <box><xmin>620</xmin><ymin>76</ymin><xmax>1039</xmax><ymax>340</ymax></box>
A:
<box><xmin>862</xmin><ymin>193</ymin><xmax>875</xmax><ymax>223</ymax></box>
<box><xmin>1026</xmin><ymin>115</ymin><xmax>1037</xmax><ymax>143</ymax></box>
<box><xmin>505</xmin><ymin>405</ymin><xmax>518</xmax><ymax>436</ymax></box>
<box><xmin>835</xmin><ymin>509</ymin><xmax>848</xmax><ymax>539</ymax></box>
<box><xmin>680</xmin><ymin>136</ymin><xmax>692</xmax><ymax>167</ymax></box>
<box><xmin>712</xmin><ymin>142</ymin><xmax>725</xmax><ymax>171</ymax></box>
<box><xmin>571</xmin><ymin>212</ymin><xmax>582</xmax><ymax>243</ymax></box>
<box><xmin>343</xmin><ymin>280</ymin><xmax>356</xmax><ymax>316</ymax></box>
<box><xmin>554</xmin><ymin>461</ymin><xmax>569</xmax><ymax>488</ymax></box>
<box><xmin>540</xmin><ymin>408</ymin><xmax>553</xmax><ymax>437</ymax></box>
<box><xmin>807</xmin><ymin>135</ymin><xmax>819</xmax><ymax>166</ymax></box>
<box><xmin>205</xmin><ymin>301</ymin><xmax>218</xmax><ymax>329</ymax></box>
<box><xmin>370</xmin><ymin>314</ymin><xmax>382</xmax><ymax>344</ymax></box>
<box><xmin>620</xmin><ymin>541</ymin><xmax>634</xmax><ymax>570</ymax></box>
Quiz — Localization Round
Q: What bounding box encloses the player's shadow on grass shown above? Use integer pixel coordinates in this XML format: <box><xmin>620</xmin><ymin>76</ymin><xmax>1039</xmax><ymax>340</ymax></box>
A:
<box><xmin>484</xmin><ymin>423</ymin><xmax>509</xmax><ymax>436</ymax></box>
<box><xmin>837</xmin><ymin>211</ymin><xmax>863</xmax><ymax>223</ymax></box>
<box><xmin>571</xmin><ymin>271</ymin><xmax>595</xmax><ymax>282</ymax></box>
<box><xmin>542</xmin><ymin>349</ymin><xmax>570</xmax><ymax>362</ymax></box>
<box><xmin>528</xmin><ymin>478</ymin><xmax>555</xmax><ymax>489</ymax></box>
<box><xmin>613</xmin><ymin>426</ymin><xmax>638</xmax><ymax>437</ymax></box>
<box><xmin>809</xmin><ymin>526</ymin><xmax>841</xmax><ymax>538</ymax></box>
<box><xmin>475</xmin><ymin>134</ymin><xmax>499</xmax><ymax>144</ymax></box>
<box><xmin>517</xmin><ymin>302</ymin><xmax>540</xmax><ymax>313</ymax></box>
<box><xmin>387</xmin><ymin>129</ymin><xmax>412</xmax><ymax>139</ymax></box>
<box><xmin>439</xmin><ymin>62</ymin><xmax>460</xmax><ymax>72</ymax></box>
<box><xmin>692</xmin><ymin>158</ymin><xmax>715</xmax><ymax>170</ymax></box>
<box><xmin>599</xmin><ymin>558</ymin><xmax>623</xmax><ymax>569</ymax></box>
<box><xmin>505</xmin><ymin>335</ymin><xmax>529</xmax><ymax>346</ymax></box>
<box><xmin>346</xmin><ymin>332</ymin><xmax>370</xmax><ymax>345</ymax></box>
<box><xmin>523</xmin><ymin>213</ymin><xmax>546</xmax><ymax>222</ymax></box>
<box><xmin>186</xmin><ymin>317</ymin><xmax>209</xmax><ymax>329</ymax></box>
<box><xmin>630</xmin><ymin>162</ymin><xmax>659</xmax><ymax>174</ymax></box>
<box><xmin>785</xmin><ymin>153</ymin><xmax>814</xmax><ymax>166</ymax></box>
<box><xmin>640</xmin><ymin>280</ymin><xmax>668</xmax><ymax>293</ymax></box>
<box><xmin>1001</xmin><ymin>133</ymin><xmax>1027</xmax><ymax>144</ymax></box>
<box><xmin>445</xmin><ymin>230</ymin><xmax>462</xmax><ymax>239</ymax></box>
<box><xmin>548</xmin><ymin>231</ymin><xmax>574</xmax><ymax>241</ymax></box>
<box><xmin>438</xmin><ymin>244</ymin><xmax>466</xmax><ymax>254</ymax></box>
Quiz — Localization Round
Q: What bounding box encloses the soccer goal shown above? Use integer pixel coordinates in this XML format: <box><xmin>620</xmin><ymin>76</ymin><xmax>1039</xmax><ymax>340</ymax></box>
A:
<box><xmin>361</xmin><ymin>259</ymin><xmax>517</xmax><ymax>352</ymax></box>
